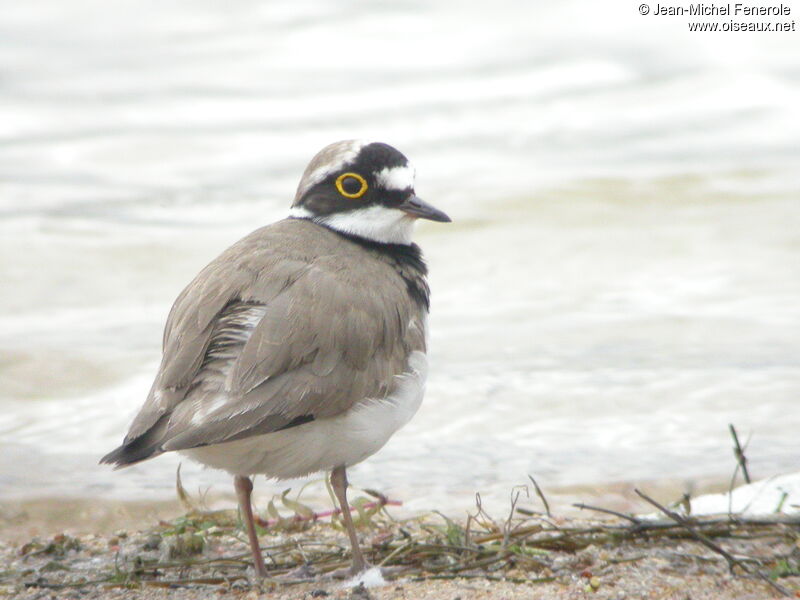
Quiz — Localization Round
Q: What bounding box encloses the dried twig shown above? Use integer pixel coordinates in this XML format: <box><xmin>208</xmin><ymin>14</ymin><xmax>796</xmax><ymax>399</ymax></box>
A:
<box><xmin>253</xmin><ymin>495</ymin><xmax>400</xmax><ymax>528</ymax></box>
<box><xmin>502</xmin><ymin>486</ymin><xmax>526</xmax><ymax>548</ymax></box>
<box><xmin>174</xmin><ymin>464</ymin><xmax>197</xmax><ymax>513</ymax></box>
<box><xmin>729</xmin><ymin>424</ymin><xmax>751</xmax><ymax>484</ymax></box>
<box><xmin>528</xmin><ymin>475</ymin><xmax>551</xmax><ymax>518</ymax></box>
<box><xmin>573</xmin><ymin>502</ymin><xmax>642</xmax><ymax>525</ymax></box>
<box><xmin>634</xmin><ymin>488</ymin><xmax>790</xmax><ymax>597</ymax></box>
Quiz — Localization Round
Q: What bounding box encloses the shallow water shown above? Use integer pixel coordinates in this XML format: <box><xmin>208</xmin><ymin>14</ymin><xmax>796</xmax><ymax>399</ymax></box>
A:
<box><xmin>0</xmin><ymin>0</ymin><xmax>798</xmax><ymax>515</ymax></box>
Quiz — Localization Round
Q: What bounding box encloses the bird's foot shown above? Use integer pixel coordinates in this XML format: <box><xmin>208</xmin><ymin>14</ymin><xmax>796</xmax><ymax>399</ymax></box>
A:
<box><xmin>250</xmin><ymin>558</ymin><xmax>269</xmax><ymax>580</ymax></box>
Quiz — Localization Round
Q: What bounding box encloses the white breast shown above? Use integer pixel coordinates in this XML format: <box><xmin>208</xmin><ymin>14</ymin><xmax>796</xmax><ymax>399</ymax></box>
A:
<box><xmin>180</xmin><ymin>351</ymin><xmax>428</xmax><ymax>478</ymax></box>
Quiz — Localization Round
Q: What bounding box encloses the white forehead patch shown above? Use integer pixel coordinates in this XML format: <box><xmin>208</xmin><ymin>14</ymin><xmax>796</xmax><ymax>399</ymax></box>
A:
<box><xmin>376</xmin><ymin>165</ymin><xmax>415</xmax><ymax>191</ymax></box>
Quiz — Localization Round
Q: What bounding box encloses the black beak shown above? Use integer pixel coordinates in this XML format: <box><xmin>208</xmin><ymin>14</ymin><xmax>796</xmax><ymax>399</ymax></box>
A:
<box><xmin>399</xmin><ymin>195</ymin><xmax>451</xmax><ymax>223</ymax></box>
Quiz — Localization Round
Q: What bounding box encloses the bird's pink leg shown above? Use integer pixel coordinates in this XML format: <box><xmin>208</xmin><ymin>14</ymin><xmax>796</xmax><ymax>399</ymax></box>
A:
<box><xmin>330</xmin><ymin>465</ymin><xmax>367</xmax><ymax>575</ymax></box>
<box><xmin>234</xmin><ymin>475</ymin><xmax>268</xmax><ymax>578</ymax></box>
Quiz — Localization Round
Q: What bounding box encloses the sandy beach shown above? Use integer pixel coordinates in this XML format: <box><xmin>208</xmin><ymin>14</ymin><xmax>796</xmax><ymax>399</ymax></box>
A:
<box><xmin>2</xmin><ymin>487</ymin><xmax>797</xmax><ymax>600</ymax></box>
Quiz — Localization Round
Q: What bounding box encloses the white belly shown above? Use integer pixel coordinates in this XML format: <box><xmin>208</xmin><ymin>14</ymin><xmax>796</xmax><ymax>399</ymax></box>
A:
<box><xmin>180</xmin><ymin>351</ymin><xmax>427</xmax><ymax>478</ymax></box>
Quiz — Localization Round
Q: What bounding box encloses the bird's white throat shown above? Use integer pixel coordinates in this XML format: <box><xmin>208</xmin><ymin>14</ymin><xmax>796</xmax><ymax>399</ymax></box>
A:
<box><xmin>289</xmin><ymin>205</ymin><xmax>417</xmax><ymax>245</ymax></box>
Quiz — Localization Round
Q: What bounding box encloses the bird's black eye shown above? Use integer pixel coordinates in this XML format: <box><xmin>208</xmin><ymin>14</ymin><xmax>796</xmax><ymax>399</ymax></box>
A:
<box><xmin>335</xmin><ymin>172</ymin><xmax>368</xmax><ymax>199</ymax></box>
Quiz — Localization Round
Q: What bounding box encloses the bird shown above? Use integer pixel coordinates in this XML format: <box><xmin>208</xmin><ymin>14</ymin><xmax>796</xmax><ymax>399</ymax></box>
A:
<box><xmin>100</xmin><ymin>140</ymin><xmax>451</xmax><ymax>578</ymax></box>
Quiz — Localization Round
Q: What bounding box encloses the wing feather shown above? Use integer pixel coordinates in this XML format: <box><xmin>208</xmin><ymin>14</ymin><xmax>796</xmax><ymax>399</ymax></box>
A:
<box><xmin>108</xmin><ymin>219</ymin><xmax>427</xmax><ymax>463</ymax></box>
<box><xmin>160</xmin><ymin>259</ymin><xmax>419</xmax><ymax>450</ymax></box>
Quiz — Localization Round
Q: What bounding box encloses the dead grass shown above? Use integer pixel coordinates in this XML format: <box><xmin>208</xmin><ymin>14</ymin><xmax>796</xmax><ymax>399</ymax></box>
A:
<box><xmin>1</xmin><ymin>476</ymin><xmax>798</xmax><ymax>599</ymax></box>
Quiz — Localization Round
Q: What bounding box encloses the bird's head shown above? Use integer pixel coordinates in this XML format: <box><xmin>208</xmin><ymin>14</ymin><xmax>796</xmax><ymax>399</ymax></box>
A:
<box><xmin>290</xmin><ymin>140</ymin><xmax>451</xmax><ymax>245</ymax></box>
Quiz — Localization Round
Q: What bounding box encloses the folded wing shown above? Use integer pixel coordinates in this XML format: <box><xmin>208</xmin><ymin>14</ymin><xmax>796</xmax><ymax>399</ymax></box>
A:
<box><xmin>101</xmin><ymin>222</ymin><xmax>424</xmax><ymax>467</ymax></box>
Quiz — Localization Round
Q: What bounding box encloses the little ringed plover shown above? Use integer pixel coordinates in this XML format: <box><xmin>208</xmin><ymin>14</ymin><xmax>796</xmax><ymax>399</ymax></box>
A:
<box><xmin>101</xmin><ymin>140</ymin><xmax>451</xmax><ymax>577</ymax></box>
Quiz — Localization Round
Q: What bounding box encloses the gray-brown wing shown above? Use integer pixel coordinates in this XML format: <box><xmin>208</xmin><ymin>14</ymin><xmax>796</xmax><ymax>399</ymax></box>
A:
<box><xmin>158</xmin><ymin>256</ymin><xmax>425</xmax><ymax>451</ymax></box>
<box><xmin>120</xmin><ymin>226</ymin><xmax>284</xmax><ymax>445</ymax></box>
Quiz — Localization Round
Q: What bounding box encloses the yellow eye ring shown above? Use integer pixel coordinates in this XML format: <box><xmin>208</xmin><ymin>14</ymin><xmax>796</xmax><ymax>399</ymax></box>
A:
<box><xmin>335</xmin><ymin>172</ymin><xmax>368</xmax><ymax>199</ymax></box>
